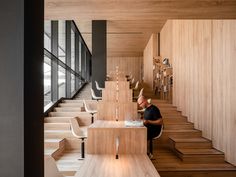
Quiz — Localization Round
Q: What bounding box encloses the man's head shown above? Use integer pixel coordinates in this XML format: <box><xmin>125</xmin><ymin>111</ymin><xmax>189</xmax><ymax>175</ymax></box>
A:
<box><xmin>137</xmin><ymin>96</ymin><xmax>149</xmax><ymax>109</ymax></box>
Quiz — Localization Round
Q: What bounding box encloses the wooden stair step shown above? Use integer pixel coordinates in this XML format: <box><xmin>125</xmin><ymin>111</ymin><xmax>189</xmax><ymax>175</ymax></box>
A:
<box><xmin>62</xmin><ymin>99</ymin><xmax>84</xmax><ymax>103</ymax></box>
<box><xmin>164</xmin><ymin>123</ymin><xmax>194</xmax><ymax>130</ymax></box>
<box><xmin>44</xmin><ymin>117</ymin><xmax>74</xmax><ymax>123</ymax></box>
<box><xmin>163</xmin><ymin>117</ymin><xmax>187</xmax><ymax>122</ymax></box>
<box><xmin>58</xmin><ymin>103</ymin><xmax>84</xmax><ymax>107</ymax></box>
<box><xmin>44</xmin><ymin>138</ymin><xmax>65</xmax><ymax>149</ymax></box>
<box><xmin>162</xmin><ymin>129</ymin><xmax>202</xmax><ymax>138</ymax></box>
<box><xmin>54</xmin><ymin>107</ymin><xmax>84</xmax><ymax>112</ymax></box>
<box><xmin>176</xmin><ymin>148</ymin><xmax>225</xmax><ymax>163</ymax></box>
<box><xmin>44</xmin><ymin>122</ymin><xmax>71</xmax><ymax>130</ymax></box>
<box><xmin>44</xmin><ymin>130</ymin><xmax>73</xmax><ymax>139</ymax></box>
<box><xmin>49</xmin><ymin>111</ymin><xmax>93</xmax><ymax>118</ymax></box>
<box><xmin>169</xmin><ymin>137</ymin><xmax>212</xmax><ymax>149</ymax></box>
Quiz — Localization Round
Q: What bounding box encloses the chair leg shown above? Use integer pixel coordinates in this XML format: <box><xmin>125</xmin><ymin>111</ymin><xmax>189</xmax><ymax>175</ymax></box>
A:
<box><xmin>149</xmin><ymin>139</ymin><xmax>153</xmax><ymax>155</ymax></box>
<box><xmin>91</xmin><ymin>113</ymin><xmax>94</xmax><ymax>123</ymax></box>
<box><xmin>80</xmin><ymin>138</ymin><xmax>85</xmax><ymax>159</ymax></box>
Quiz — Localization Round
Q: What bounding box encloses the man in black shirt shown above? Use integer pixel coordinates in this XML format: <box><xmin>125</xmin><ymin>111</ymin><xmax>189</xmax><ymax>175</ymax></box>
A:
<box><xmin>137</xmin><ymin>96</ymin><xmax>163</xmax><ymax>158</ymax></box>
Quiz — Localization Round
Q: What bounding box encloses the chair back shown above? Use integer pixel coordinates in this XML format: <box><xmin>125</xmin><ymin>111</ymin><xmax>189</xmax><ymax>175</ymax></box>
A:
<box><xmin>138</xmin><ymin>88</ymin><xmax>144</xmax><ymax>98</ymax></box>
<box><xmin>133</xmin><ymin>81</ymin><xmax>139</xmax><ymax>90</ymax></box>
<box><xmin>153</xmin><ymin>124</ymin><xmax>164</xmax><ymax>139</ymax></box>
<box><xmin>83</xmin><ymin>100</ymin><xmax>97</xmax><ymax>112</ymax></box>
<box><xmin>44</xmin><ymin>156</ymin><xmax>64</xmax><ymax>177</ymax></box>
<box><xmin>95</xmin><ymin>81</ymin><xmax>103</xmax><ymax>90</ymax></box>
<box><xmin>90</xmin><ymin>88</ymin><xmax>98</xmax><ymax>99</ymax></box>
<box><xmin>70</xmin><ymin>118</ymin><xmax>87</xmax><ymax>138</ymax></box>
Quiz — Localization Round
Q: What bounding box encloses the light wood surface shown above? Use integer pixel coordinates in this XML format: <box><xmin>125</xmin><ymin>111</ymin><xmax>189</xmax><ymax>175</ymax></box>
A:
<box><xmin>105</xmin><ymin>81</ymin><xmax>130</xmax><ymax>90</ymax></box>
<box><xmin>160</xmin><ymin>19</ymin><xmax>236</xmax><ymax>166</ymax></box>
<box><xmin>143</xmin><ymin>34</ymin><xmax>157</xmax><ymax>90</ymax></box>
<box><xmin>45</xmin><ymin>0</ymin><xmax>236</xmax><ymax>57</ymax></box>
<box><xmin>107</xmin><ymin>57</ymin><xmax>142</xmax><ymax>81</ymax></box>
<box><xmin>87</xmin><ymin>120</ymin><xmax>146</xmax><ymax>154</ymax></box>
<box><xmin>97</xmin><ymin>101</ymin><xmax>138</xmax><ymax>121</ymax></box>
<box><xmin>75</xmin><ymin>154</ymin><xmax>160</xmax><ymax>177</ymax></box>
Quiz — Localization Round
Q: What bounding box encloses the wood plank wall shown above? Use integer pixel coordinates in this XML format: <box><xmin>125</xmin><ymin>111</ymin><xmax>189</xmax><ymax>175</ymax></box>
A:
<box><xmin>143</xmin><ymin>34</ymin><xmax>158</xmax><ymax>90</ymax></box>
<box><xmin>160</xmin><ymin>20</ymin><xmax>236</xmax><ymax>165</ymax></box>
<box><xmin>107</xmin><ymin>57</ymin><xmax>142</xmax><ymax>81</ymax></box>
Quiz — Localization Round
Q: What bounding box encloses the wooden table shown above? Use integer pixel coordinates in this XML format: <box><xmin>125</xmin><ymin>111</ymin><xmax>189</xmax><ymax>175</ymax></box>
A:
<box><xmin>87</xmin><ymin>120</ymin><xmax>147</xmax><ymax>154</ymax></box>
<box><xmin>75</xmin><ymin>154</ymin><xmax>160</xmax><ymax>177</ymax></box>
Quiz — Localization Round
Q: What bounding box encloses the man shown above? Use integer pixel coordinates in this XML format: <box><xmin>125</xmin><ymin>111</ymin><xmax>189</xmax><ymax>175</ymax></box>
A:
<box><xmin>137</xmin><ymin>96</ymin><xmax>163</xmax><ymax>158</ymax></box>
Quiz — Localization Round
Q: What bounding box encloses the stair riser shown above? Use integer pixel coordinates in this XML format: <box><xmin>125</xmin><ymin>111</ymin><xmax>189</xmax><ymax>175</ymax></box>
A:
<box><xmin>181</xmin><ymin>155</ymin><xmax>225</xmax><ymax>164</ymax></box>
<box><xmin>44</xmin><ymin>132</ymin><xmax>73</xmax><ymax>139</ymax></box>
<box><xmin>58</xmin><ymin>103</ymin><xmax>84</xmax><ymax>107</ymax></box>
<box><xmin>49</xmin><ymin>112</ymin><xmax>93</xmax><ymax>118</ymax></box>
<box><xmin>44</xmin><ymin>142</ymin><xmax>59</xmax><ymax>149</ymax></box>
<box><xmin>164</xmin><ymin>125</ymin><xmax>194</xmax><ymax>130</ymax></box>
<box><xmin>45</xmin><ymin>118</ymin><xmax>71</xmax><ymax>123</ymax></box>
<box><xmin>44</xmin><ymin>123</ymin><xmax>70</xmax><ymax>130</ymax></box>
<box><xmin>54</xmin><ymin>108</ymin><xmax>84</xmax><ymax>112</ymax></box>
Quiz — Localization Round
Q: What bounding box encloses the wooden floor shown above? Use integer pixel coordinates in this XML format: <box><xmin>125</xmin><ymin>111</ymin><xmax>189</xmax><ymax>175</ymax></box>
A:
<box><xmin>44</xmin><ymin>84</ymin><xmax>236</xmax><ymax>177</ymax></box>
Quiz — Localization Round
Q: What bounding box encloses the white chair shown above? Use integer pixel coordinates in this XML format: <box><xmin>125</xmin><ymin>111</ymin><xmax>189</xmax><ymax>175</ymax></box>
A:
<box><xmin>44</xmin><ymin>156</ymin><xmax>64</xmax><ymax>177</ymax></box>
<box><xmin>133</xmin><ymin>88</ymin><xmax>144</xmax><ymax>100</ymax></box>
<box><xmin>130</xmin><ymin>78</ymin><xmax>135</xmax><ymax>85</ymax></box>
<box><xmin>83</xmin><ymin>99</ymin><xmax>97</xmax><ymax>123</ymax></box>
<box><xmin>90</xmin><ymin>88</ymin><xmax>102</xmax><ymax>100</ymax></box>
<box><xmin>95</xmin><ymin>81</ymin><xmax>103</xmax><ymax>91</ymax></box>
<box><xmin>149</xmin><ymin>124</ymin><xmax>164</xmax><ymax>158</ymax></box>
<box><xmin>70</xmin><ymin>118</ymin><xmax>87</xmax><ymax>159</ymax></box>
<box><xmin>133</xmin><ymin>81</ymin><xmax>139</xmax><ymax>90</ymax></box>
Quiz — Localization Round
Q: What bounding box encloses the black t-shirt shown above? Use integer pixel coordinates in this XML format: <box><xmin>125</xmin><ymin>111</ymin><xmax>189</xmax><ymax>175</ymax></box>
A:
<box><xmin>144</xmin><ymin>105</ymin><xmax>162</xmax><ymax>139</ymax></box>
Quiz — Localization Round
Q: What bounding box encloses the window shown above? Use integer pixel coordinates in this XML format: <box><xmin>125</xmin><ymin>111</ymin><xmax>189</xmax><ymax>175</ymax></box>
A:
<box><xmin>44</xmin><ymin>55</ymin><xmax>52</xmax><ymax>106</ymax></box>
<box><xmin>58</xmin><ymin>20</ymin><xmax>66</xmax><ymax>63</ymax></box>
<box><xmin>58</xmin><ymin>65</ymin><xmax>66</xmax><ymax>98</ymax></box>
<box><xmin>44</xmin><ymin>21</ymin><xmax>51</xmax><ymax>52</ymax></box>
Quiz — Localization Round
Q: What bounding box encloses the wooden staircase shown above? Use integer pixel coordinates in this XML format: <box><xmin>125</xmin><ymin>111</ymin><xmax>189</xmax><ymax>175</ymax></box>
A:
<box><xmin>44</xmin><ymin>99</ymin><xmax>93</xmax><ymax>176</ymax></box>
<box><xmin>150</xmin><ymin>99</ymin><xmax>236</xmax><ymax>177</ymax></box>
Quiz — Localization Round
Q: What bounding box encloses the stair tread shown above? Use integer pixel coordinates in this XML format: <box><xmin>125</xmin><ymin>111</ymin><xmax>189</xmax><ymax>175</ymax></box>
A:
<box><xmin>170</xmin><ymin>137</ymin><xmax>210</xmax><ymax>143</ymax></box>
<box><xmin>177</xmin><ymin>148</ymin><xmax>224</xmax><ymax>155</ymax></box>
<box><xmin>44</xmin><ymin>148</ymin><xmax>58</xmax><ymax>155</ymax></box>
<box><xmin>45</xmin><ymin>130</ymin><xmax>71</xmax><ymax>133</ymax></box>
<box><xmin>44</xmin><ymin>138</ymin><xmax>64</xmax><ymax>143</ymax></box>
<box><xmin>45</xmin><ymin>117</ymin><xmax>74</xmax><ymax>119</ymax></box>
<box><xmin>164</xmin><ymin>129</ymin><xmax>200</xmax><ymax>133</ymax></box>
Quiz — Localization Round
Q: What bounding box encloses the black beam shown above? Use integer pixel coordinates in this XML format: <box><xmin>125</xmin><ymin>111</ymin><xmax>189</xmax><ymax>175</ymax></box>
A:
<box><xmin>0</xmin><ymin>0</ymin><xmax>44</xmax><ymax>176</ymax></box>
<box><xmin>65</xmin><ymin>21</ymin><xmax>71</xmax><ymax>97</ymax></box>
<box><xmin>51</xmin><ymin>21</ymin><xmax>59</xmax><ymax>101</ymax></box>
<box><xmin>92</xmin><ymin>20</ymin><xmax>107</xmax><ymax>96</ymax></box>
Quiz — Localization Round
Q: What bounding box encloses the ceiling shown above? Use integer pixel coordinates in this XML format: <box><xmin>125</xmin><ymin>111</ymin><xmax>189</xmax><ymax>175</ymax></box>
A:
<box><xmin>45</xmin><ymin>0</ymin><xmax>236</xmax><ymax>57</ymax></box>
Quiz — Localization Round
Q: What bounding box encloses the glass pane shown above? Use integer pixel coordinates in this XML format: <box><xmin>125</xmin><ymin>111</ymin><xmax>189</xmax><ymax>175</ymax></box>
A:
<box><xmin>44</xmin><ymin>55</ymin><xmax>52</xmax><ymax>106</ymax></box>
<box><xmin>58</xmin><ymin>65</ymin><xmax>66</xmax><ymax>98</ymax></box>
<box><xmin>71</xmin><ymin>29</ymin><xmax>75</xmax><ymax>71</ymax></box>
<box><xmin>44</xmin><ymin>20</ymin><xmax>51</xmax><ymax>51</ymax></box>
<box><xmin>58</xmin><ymin>20</ymin><xmax>66</xmax><ymax>63</ymax></box>
<box><xmin>79</xmin><ymin>41</ymin><xmax>82</xmax><ymax>73</ymax></box>
<box><xmin>71</xmin><ymin>73</ymin><xmax>75</xmax><ymax>94</ymax></box>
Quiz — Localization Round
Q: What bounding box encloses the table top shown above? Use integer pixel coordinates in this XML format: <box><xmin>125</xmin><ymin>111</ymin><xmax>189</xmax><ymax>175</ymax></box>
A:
<box><xmin>89</xmin><ymin>120</ymin><xmax>145</xmax><ymax>129</ymax></box>
<box><xmin>75</xmin><ymin>154</ymin><xmax>160</xmax><ymax>177</ymax></box>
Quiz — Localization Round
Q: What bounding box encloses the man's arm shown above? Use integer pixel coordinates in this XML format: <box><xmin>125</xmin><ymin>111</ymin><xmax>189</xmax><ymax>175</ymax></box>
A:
<box><xmin>144</xmin><ymin>118</ymin><xmax>163</xmax><ymax>126</ymax></box>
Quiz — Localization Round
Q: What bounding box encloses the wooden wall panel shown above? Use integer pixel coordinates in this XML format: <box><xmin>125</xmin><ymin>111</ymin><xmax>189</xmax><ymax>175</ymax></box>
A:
<box><xmin>161</xmin><ymin>20</ymin><xmax>236</xmax><ymax>165</ymax></box>
<box><xmin>107</xmin><ymin>57</ymin><xmax>142</xmax><ymax>81</ymax></box>
<box><xmin>143</xmin><ymin>34</ymin><xmax>157</xmax><ymax>90</ymax></box>
<box><xmin>212</xmin><ymin>20</ymin><xmax>236</xmax><ymax>165</ymax></box>
<box><xmin>97</xmin><ymin>102</ymin><xmax>138</xmax><ymax>121</ymax></box>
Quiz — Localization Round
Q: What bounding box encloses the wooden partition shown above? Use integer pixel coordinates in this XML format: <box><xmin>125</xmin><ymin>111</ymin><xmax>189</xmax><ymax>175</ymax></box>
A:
<box><xmin>160</xmin><ymin>20</ymin><xmax>236</xmax><ymax>165</ymax></box>
<box><xmin>97</xmin><ymin>101</ymin><xmax>137</xmax><ymax>121</ymax></box>
<box><xmin>107</xmin><ymin>57</ymin><xmax>142</xmax><ymax>81</ymax></box>
<box><xmin>102</xmin><ymin>81</ymin><xmax>132</xmax><ymax>102</ymax></box>
<box><xmin>143</xmin><ymin>34</ymin><xmax>158</xmax><ymax>90</ymax></box>
<box><xmin>87</xmin><ymin>121</ymin><xmax>146</xmax><ymax>154</ymax></box>
<box><xmin>105</xmin><ymin>81</ymin><xmax>130</xmax><ymax>90</ymax></box>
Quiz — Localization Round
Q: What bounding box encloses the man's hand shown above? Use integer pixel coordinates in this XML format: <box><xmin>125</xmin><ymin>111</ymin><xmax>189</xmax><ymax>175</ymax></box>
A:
<box><xmin>143</xmin><ymin>120</ymin><xmax>149</xmax><ymax>126</ymax></box>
